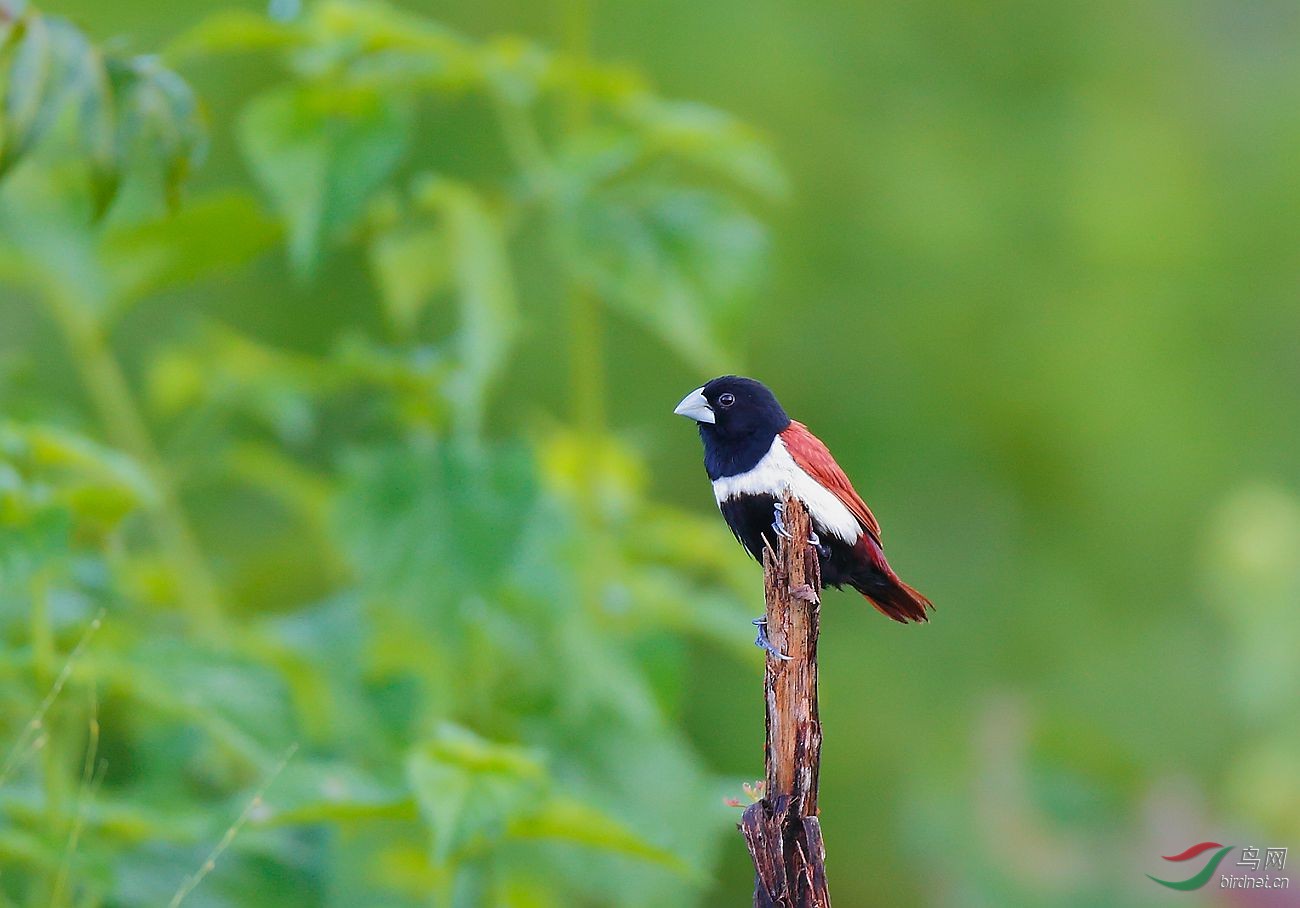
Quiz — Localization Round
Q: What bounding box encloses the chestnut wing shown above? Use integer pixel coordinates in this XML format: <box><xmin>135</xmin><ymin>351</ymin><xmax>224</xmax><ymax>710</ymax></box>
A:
<box><xmin>780</xmin><ymin>421</ymin><xmax>882</xmax><ymax>540</ymax></box>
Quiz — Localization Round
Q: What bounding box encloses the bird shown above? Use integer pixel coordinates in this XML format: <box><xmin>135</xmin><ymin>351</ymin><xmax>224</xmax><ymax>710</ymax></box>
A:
<box><xmin>674</xmin><ymin>375</ymin><xmax>931</xmax><ymax>656</ymax></box>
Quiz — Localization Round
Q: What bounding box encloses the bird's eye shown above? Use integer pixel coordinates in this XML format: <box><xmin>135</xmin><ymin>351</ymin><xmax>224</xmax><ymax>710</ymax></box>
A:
<box><xmin>717</xmin><ymin>393</ymin><xmax>736</xmax><ymax>408</ymax></box>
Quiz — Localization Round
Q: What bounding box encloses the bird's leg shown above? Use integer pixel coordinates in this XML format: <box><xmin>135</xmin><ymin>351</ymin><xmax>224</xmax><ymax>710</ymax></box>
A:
<box><xmin>752</xmin><ymin>617</ymin><xmax>791</xmax><ymax>661</ymax></box>
<box><xmin>771</xmin><ymin>501</ymin><xmax>790</xmax><ymax>539</ymax></box>
<box><xmin>772</xmin><ymin>501</ymin><xmax>822</xmax><ymax>547</ymax></box>
<box><xmin>813</xmin><ymin>540</ymin><xmax>831</xmax><ymax>565</ymax></box>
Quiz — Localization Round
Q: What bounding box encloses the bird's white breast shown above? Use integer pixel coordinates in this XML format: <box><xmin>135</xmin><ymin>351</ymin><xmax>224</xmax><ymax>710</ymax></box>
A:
<box><xmin>710</xmin><ymin>436</ymin><xmax>862</xmax><ymax>544</ymax></box>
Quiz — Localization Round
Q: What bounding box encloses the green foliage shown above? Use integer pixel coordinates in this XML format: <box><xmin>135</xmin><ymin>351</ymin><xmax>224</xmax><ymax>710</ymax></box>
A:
<box><xmin>174</xmin><ymin>0</ymin><xmax>778</xmax><ymax>371</ymax></box>
<box><xmin>0</xmin><ymin>0</ymin><xmax>203</xmax><ymax>213</ymax></box>
<box><xmin>238</xmin><ymin>84</ymin><xmax>411</xmax><ymax>276</ymax></box>
<box><xmin>0</xmin><ymin>1</ymin><xmax>770</xmax><ymax>905</ymax></box>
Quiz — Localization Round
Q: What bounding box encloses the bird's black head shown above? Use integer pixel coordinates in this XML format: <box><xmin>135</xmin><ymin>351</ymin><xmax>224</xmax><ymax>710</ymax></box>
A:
<box><xmin>674</xmin><ymin>376</ymin><xmax>791</xmax><ymax>478</ymax></box>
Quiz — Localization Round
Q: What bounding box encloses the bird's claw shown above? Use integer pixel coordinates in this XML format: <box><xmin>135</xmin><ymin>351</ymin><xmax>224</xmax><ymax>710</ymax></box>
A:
<box><xmin>772</xmin><ymin>501</ymin><xmax>821</xmax><ymax>547</ymax></box>
<box><xmin>752</xmin><ymin>617</ymin><xmax>791</xmax><ymax>661</ymax></box>
<box><xmin>770</xmin><ymin>502</ymin><xmax>791</xmax><ymax>540</ymax></box>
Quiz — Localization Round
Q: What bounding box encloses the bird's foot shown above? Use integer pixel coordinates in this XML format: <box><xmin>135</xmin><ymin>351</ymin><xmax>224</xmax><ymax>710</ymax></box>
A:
<box><xmin>771</xmin><ymin>501</ymin><xmax>822</xmax><ymax>547</ymax></box>
<box><xmin>770</xmin><ymin>502</ymin><xmax>791</xmax><ymax>539</ymax></box>
<box><xmin>752</xmin><ymin>617</ymin><xmax>791</xmax><ymax>661</ymax></box>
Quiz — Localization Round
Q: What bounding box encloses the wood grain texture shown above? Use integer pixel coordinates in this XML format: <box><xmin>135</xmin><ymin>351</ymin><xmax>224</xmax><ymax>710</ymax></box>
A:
<box><xmin>740</xmin><ymin>493</ymin><xmax>832</xmax><ymax>907</ymax></box>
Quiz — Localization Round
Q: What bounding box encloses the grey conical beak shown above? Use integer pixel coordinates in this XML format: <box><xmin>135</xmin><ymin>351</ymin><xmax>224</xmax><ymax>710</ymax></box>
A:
<box><xmin>673</xmin><ymin>388</ymin><xmax>715</xmax><ymax>424</ymax></box>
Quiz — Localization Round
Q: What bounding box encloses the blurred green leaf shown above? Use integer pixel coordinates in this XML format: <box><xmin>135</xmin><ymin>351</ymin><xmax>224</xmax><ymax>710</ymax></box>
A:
<box><xmin>0</xmin><ymin>12</ymin><xmax>56</xmax><ymax>177</ymax></box>
<box><xmin>338</xmin><ymin>439</ymin><xmax>537</xmax><ymax>603</ymax></box>
<box><xmin>508</xmin><ymin>796</ymin><xmax>694</xmax><ymax>878</ymax></box>
<box><xmin>65</xmin><ymin>32</ymin><xmax>117</xmax><ymax>215</ymax></box>
<box><xmin>257</xmin><ymin>758</ymin><xmax>412</xmax><ymax>826</ymax></box>
<box><xmin>0</xmin><ymin>421</ymin><xmax>157</xmax><ymax>512</ymax></box>
<box><xmin>570</xmin><ymin>184</ymin><xmax>765</xmax><ymax>370</ymax></box>
<box><xmin>621</xmin><ymin>98</ymin><xmax>788</xmax><ymax>202</ymax></box>
<box><xmin>166</xmin><ymin>9</ymin><xmax>301</xmax><ymax>62</ymax></box>
<box><xmin>481</xmin><ymin>35</ymin><xmax>551</xmax><ymax>107</ymax></box>
<box><xmin>414</xmin><ymin>178</ymin><xmax>519</xmax><ymax>434</ymax></box>
<box><xmin>406</xmin><ymin>724</ymin><xmax>543</xmax><ymax>864</ymax></box>
<box><xmin>305</xmin><ymin>0</ymin><xmax>477</xmax><ymax>89</ymax></box>
<box><xmin>102</xmin><ymin>190</ymin><xmax>278</xmax><ymax>310</ymax></box>
<box><xmin>240</xmin><ymin>84</ymin><xmax>412</xmax><ymax>275</ymax></box>
<box><xmin>368</xmin><ymin>223</ymin><xmax>451</xmax><ymax>338</ymax></box>
<box><xmin>107</xmin><ymin>53</ymin><xmax>206</xmax><ymax>209</ymax></box>
<box><xmin>0</xmin><ymin>8</ymin><xmax>203</xmax><ymax>211</ymax></box>
<box><xmin>146</xmin><ymin>326</ymin><xmax>332</xmax><ymax>444</ymax></box>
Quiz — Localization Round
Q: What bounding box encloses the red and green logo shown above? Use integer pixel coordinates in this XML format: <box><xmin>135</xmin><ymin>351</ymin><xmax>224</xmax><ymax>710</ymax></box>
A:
<box><xmin>1148</xmin><ymin>842</ymin><xmax>1234</xmax><ymax>891</ymax></box>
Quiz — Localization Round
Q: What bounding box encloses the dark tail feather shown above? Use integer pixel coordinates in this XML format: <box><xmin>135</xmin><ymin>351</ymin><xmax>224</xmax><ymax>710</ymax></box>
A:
<box><xmin>851</xmin><ymin>535</ymin><xmax>933</xmax><ymax>624</ymax></box>
<box><xmin>854</xmin><ymin>575</ymin><xmax>932</xmax><ymax>624</ymax></box>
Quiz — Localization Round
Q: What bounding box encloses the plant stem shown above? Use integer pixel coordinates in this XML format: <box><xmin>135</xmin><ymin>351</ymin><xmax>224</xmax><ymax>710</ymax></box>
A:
<box><xmin>565</xmin><ymin>285</ymin><xmax>605</xmax><ymax>437</ymax></box>
<box><xmin>558</xmin><ymin>0</ymin><xmax>605</xmax><ymax>439</ymax></box>
<box><xmin>489</xmin><ymin>1</ymin><xmax>606</xmax><ymax>439</ymax></box>
<box><xmin>43</xmin><ymin>292</ymin><xmax>225</xmax><ymax>638</ymax></box>
<box><xmin>560</xmin><ymin>0</ymin><xmax>593</xmax><ymax>133</ymax></box>
<box><xmin>31</xmin><ymin>573</ymin><xmax>64</xmax><ymax>906</ymax></box>
<box><xmin>32</xmin><ymin>577</ymin><xmax>60</xmax><ymax>804</ymax></box>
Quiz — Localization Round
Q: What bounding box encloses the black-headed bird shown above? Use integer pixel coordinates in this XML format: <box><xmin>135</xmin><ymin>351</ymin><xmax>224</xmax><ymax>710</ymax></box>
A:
<box><xmin>674</xmin><ymin>375</ymin><xmax>931</xmax><ymax>656</ymax></box>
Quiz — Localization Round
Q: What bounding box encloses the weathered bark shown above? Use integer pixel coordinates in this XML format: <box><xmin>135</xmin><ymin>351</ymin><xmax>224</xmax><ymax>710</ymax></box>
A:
<box><xmin>740</xmin><ymin>493</ymin><xmax>831</xmax><ymax>907</ymax></box>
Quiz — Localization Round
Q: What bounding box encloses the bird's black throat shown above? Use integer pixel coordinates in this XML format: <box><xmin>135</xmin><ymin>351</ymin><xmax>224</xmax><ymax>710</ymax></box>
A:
<box><xmin>700</xmin><ymin>423</ymin><xmax>780</xmax><ymax>480</ymax></box>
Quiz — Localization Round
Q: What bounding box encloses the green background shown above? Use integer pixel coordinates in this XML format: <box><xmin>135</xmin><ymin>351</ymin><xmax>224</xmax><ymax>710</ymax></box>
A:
<box><xmin>2</xmin><ymin>1</ymin><xmax>1298</xmax><ymax>905</ymax></box>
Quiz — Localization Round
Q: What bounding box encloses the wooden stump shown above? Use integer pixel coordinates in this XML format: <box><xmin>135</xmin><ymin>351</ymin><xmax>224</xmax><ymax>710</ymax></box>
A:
<box><xmin>739</xmin><ymin>493</ymin><xmax>831</xmax><ymax>907</ymax></box>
